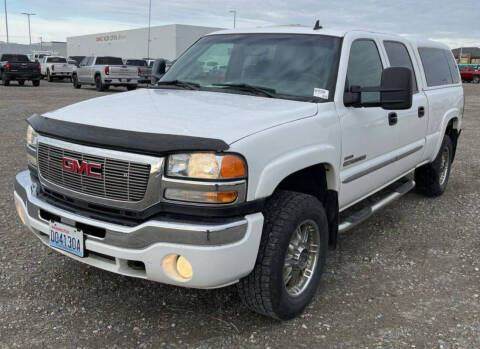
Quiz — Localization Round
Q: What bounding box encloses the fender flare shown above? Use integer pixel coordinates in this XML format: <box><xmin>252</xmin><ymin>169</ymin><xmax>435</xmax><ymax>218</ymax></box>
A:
<box><xmin>254</xmin><ymin>144</ymin><xmax>339</xmax><ymax>200</ymax></box>
<box><xmin>431</xmin><ymin>109</ymin><xmax>461</xmax><ymax>162</ymax></box>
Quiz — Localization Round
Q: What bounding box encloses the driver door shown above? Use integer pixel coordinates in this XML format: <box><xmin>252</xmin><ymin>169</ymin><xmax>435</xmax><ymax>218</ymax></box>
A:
<box><xmin>337</xmin><ymin>36</ymin><xmax>401</xmax><ymax>209</ymax></box>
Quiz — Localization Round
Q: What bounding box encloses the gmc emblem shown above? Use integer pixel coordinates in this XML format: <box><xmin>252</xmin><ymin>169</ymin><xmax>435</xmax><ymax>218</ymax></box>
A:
<box><xmin>62</xmin><ymin>157</ymin><xmax>102</xmax><ymax>178</ymax></box>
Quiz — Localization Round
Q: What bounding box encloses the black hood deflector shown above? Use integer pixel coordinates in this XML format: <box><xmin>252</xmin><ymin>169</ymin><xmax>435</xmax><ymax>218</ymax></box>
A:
<box><xmin>27</xmin><ymin>114</ymin><xmax>229</xmax><ymax>156</ymax></box>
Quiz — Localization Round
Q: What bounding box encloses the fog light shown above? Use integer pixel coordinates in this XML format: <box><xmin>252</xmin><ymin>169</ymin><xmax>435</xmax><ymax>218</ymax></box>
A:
<box><xmin>15</xmin><ymin>199</ymin><xmax>26</xmax><ymax>225</ymax></box>
<box><xmin>176</xmin><ymin>256</ymin><xmax>193</xmax><ymax>279</ymax></box>
<box><xmin>162</xmin><ymin>254</ymin><xmax>193</xmax><ymax>281</ymax></box>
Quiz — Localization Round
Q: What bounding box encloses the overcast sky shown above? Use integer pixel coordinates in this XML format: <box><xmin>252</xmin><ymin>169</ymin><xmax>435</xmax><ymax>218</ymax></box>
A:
<box><xmin>1</xmin><ymin>0</ymin><xmax>478</xmax><ymax>48</ymax></box>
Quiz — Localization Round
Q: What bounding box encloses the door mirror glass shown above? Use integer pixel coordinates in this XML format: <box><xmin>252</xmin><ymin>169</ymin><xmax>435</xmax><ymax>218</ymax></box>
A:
<box><xmin>380</xmin><ymin>67</ymin><xmax>413</xmax><ymax>110</ymax></box>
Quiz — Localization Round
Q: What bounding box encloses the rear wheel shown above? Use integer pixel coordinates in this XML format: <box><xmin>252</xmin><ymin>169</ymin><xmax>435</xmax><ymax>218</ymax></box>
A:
<box><xmin>127</xmin><ymin>85</ymin><xmax>137</xmax><ymax>91</ymax></box>
<box><xmin>415</xmin><ymin>135</ymin><xmax>453</xmax><ymax>197</ymax></box>
<box><xmin>237</xmin><ymin>191</ymin><xmax>328</xmax><ymax>320</ymax></box>
<box><xmin>473</xmin><ymin>76</ymin><xmax>480</xmax><ymax>84</ymax></box>
<box><xmin>32</xmin><ymin>80</ymin><xmax>40</xmax><ymax>87</ymax></box>
<box><xmin>18</xmin><ymin>80</ymin><xmax>25</xmax><ymax>86</ymax></box>
<box><xmin>95</xmin><ymin>75</ymin><xmax>106</xmax><ymax>91</ymax></box>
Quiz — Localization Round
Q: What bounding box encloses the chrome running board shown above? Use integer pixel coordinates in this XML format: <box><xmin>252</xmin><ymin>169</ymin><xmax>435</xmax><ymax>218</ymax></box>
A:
<box><xmin>339</xmin><ymin>179</ymin><xmax>415</xmax><ymax>233</ymax></box>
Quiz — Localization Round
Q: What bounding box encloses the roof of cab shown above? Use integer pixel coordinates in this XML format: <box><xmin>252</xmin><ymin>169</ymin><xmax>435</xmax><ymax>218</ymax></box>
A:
<box><xmin>208</xmin><ymin>26</ymin><xmax>451</xmax><ymax>50</ymax></box>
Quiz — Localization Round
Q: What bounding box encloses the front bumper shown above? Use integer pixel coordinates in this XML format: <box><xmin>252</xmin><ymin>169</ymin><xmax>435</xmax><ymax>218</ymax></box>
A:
<box><xmin>14</xmin><ymin>171</ymin><xmax>264</xmax><ymax>289</ymax></box>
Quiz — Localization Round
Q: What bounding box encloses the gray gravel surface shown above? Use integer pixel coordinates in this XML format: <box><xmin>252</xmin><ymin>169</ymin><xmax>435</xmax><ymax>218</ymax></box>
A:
<box><xmin>1</xmin><ymin>81</ymin><xmax>479</xmax><ymax>348</ymax></box>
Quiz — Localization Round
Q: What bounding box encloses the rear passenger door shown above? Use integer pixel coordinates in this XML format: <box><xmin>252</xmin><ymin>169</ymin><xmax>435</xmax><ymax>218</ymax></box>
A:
<box><xmin>381</xmin><ymin>39</ymin><xmax>428</xmax><ymax>173</ymax></box>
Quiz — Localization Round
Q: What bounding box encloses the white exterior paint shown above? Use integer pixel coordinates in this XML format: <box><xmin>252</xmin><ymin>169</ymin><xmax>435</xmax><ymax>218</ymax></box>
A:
<box><xmin>67</xmin><ymin>24</ymin><xmax>223</xmax><ymax>61</ymax></box>
<box><xmin>16</xmin><ymin>27</ymin><xmax>464</xmax><ymax>289</ymax></box>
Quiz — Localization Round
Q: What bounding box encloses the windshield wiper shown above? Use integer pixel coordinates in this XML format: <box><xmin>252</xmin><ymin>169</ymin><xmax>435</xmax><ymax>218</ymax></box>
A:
<box><xmin>212</xmin><ymin>83</ymin><xmax>277</xmax><ymax>98</ymax></box>
<box><xmin>156</xmin><ymin>80</ymin><xmax>201</xmax><ymax>90</ymax></box>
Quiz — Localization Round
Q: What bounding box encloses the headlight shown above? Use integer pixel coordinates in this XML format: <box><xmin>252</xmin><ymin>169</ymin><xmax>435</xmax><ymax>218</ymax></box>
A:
<box><xmin>26</xmin><ymin>125</ymin><xmax>38</xmax><ymax>149</ymax></box>
<box><xmin>166</xmin><ymin>153</ymin><xmax>246</xmax><ymax>180</ymax></box>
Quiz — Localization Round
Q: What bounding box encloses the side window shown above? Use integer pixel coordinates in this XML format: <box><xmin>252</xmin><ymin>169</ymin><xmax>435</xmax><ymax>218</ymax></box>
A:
<box><xmin>346</xmin><ymin>40</ymin><xmax>383</xmax><ymax>103</ymax></box>
<box><xmin>384</xmin><ymin>41</ymin><xmax>418</xmax><ymax>91</ymax></box>
<box><xmin>418</xmin><ymin>47</ymin><xmax>453</xmax><ymax>87</ymax></box>
<box><xmin>443</xmin><ymin>50</ymin><xmax>460</xmax><ymax>84</ymax></box>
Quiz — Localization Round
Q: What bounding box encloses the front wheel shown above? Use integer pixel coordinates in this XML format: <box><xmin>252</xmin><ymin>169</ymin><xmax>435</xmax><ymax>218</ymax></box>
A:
<box><xmin>47</xmin><ymin>70</ymin><xmax>53</xmax><ymax>82</ymax></box>
<box><xmin>126</xmin><ymin>85</ymin><xmax>137</xmax><ymax>91</ymax></box>
<box><xmin>415</xmin><ymin>135</ymin><xmax>453</xmax><ymax>197</ymax></box>
<box><xmin>72</xmin><ymin>75</ymin><xmax>81</xmax><ymax>89</ymax></box>
<box><xmin>237</xmin><ymin>191</ymin><xmax>328</xmax><ymax>320</ymax></box>
<box><xmin>18</xmin><ymin>80</ymin><xmax>25</xmax><ymax>86</ymax></box>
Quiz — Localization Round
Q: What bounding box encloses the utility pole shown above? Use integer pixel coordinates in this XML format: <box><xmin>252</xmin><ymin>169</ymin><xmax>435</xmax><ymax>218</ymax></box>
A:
<box><xmin>229</xmin><ymin>10</ymin><xmax>237</xmax><ymax>29</ymax></box>
<box><xmin>21</xmin><ymin>12</ymin><xmax>35</xmax><ymax>45</ymax></box>
<box><xmin>4</xmin><ymin>0</ymin><xmax>8</xmax><ymax>43</ymax></box>
<box><xmin>147</xmin><ymin>0</ymin><xmax>152</xmax><ymax>59</ymax></box>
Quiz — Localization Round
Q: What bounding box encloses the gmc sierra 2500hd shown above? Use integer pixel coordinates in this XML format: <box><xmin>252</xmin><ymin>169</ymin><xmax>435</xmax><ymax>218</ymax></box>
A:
<box><xmin>14</xmin><ymin>27</ymin><xmax>464</xmax><ymax>320</ymax></box>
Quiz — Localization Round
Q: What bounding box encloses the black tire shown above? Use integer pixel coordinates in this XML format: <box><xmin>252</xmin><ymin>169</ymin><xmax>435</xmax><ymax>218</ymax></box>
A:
<box><xmin>47</xmin><ymin>70</ymin><xmax>53</xmax><ymax>82</ymax></box>
<box><xmin>18</xmin><ymin>80</ymin><xmax>25</xmax><ymax>86</ymax></box>
<box><xmin>127</xmin><ymin>85</ymin><xmax>137</xmax><ymax>91</ymax></box>
<box><xmin>72</xmin><ymin>75</ymin><xmax>81</xmax><ymax>89</ymax></box>
<box><xmin>2</xmin><ymin>72</ymin><xmax>10</xmax><ymax>86</ymax></box>
<box><xmin>95</xmin><ymin>75</ymin><xmax>105</xmax><ymax>91</ymax></box>
<box><xmin>415</xmin><ymin>135</ymin><xmax>453</xmax><ymax>197</ymax></box>
<box><xmin>237</xmin><ymin>190</ymin><xmax>328</xmax><ymax>320</ymax></box>
<box><xmin>473</xmin><ymin>76</ymin><xmax>480</xmax><ymax>84</ymax></box>
<box><xmin>32</xmin><ymin>80</ymin><xmax>40</xmax><ymax>87</ymax></box>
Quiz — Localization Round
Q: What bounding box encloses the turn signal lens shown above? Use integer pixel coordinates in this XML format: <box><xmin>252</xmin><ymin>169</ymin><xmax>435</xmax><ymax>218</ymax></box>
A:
<box><xmin>15</xmin><ymin>199</ymin><xmax>26</xmax><ymax>225</ymax></box>
<box><xmin>220</xmin><ymin>155</ymin><xmax>246</xmax><ymax>179</ymax></box>
<box><xmin>164</xmin><ymin>189</ymin><xmax>238</xmax><ymax>204</ymax></box>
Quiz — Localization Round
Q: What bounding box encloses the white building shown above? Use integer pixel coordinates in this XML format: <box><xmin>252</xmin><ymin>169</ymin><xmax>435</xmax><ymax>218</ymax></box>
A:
<box><xmin>67</xmin><ymin>24</ymin><xmax>223</xmax><ymax>61</ymax></box>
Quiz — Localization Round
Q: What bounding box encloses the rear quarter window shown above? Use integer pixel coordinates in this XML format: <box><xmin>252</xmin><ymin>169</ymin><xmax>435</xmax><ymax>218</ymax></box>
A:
<box><xmin>418</xmin><ymin>47</ymin><xmax>456</xmax><ymax>87</ymax></box>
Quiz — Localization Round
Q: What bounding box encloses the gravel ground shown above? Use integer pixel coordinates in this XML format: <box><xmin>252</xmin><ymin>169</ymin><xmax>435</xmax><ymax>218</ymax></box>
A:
<box><xmin>0</xmin><ymin>81</ymin><xmax>479</xmax><ymax>348</ymax></box>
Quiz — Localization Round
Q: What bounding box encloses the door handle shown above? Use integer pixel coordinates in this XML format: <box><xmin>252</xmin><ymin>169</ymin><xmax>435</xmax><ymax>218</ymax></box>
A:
<box><xmin>388</xmin><ymin>112</ymin><xmax>398</xmax><ymax>126</ymax></box>
<box><xmin>418</xmin><ymin>106</ymin><xmax>425</xmax><ymax>118</ymax></box>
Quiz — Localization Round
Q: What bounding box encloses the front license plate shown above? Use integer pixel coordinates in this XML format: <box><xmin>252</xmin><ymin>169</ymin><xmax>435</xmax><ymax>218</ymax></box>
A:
<box><xmin>49</xmin><ymin>221</ymin><xmax>85</xmax><ymax>257</ymax></box>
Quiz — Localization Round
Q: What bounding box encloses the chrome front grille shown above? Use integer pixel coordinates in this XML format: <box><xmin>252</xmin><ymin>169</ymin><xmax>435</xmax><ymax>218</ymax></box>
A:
<box><xmin>38</xmin><ymin>143</ymin><xmax>151</xmax><ymax>202</ymax></box>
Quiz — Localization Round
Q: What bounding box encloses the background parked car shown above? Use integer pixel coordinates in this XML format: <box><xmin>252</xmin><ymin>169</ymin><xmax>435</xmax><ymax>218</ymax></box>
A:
<box><xmin>459</xmin><ymin>64</ymin><xmax>480</xmax><ymax>83</ymax></box>
<box><xmin>0</xmin><ymin>53</ymin><xmax>41</xmax><ymax>86</ymax></box>
<box><xmin>41</xmin><ymin>56</ymin><xmax>74</xmax><ymax>82</ymax></box>
<box><xmin>124</xmin><ymin>59</ymin><xmax>151</xmax><ymax>84</ymax></box>
<box><xmin>67</xmin><ymin>56</ymin><xmax>86</xmax><ymax>68</ymax></box>
<box><xmin>72</xmin><ymin>56</ymin><xmax>139</xmax><ymax>91</ymax></box>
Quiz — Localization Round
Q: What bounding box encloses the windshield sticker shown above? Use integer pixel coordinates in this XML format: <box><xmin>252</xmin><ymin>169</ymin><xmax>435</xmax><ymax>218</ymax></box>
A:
<box><xmin>314</xmin><ymin>88</ymin><xmax>329</xmax><ymax>100</ymax></box>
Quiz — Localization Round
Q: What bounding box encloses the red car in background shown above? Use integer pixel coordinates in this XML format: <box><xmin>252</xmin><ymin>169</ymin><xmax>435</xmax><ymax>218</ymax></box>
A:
<box><xmin>459</xmin><ymin>64</ymin><xmax>480</xmax><ymax>83</ymax></box>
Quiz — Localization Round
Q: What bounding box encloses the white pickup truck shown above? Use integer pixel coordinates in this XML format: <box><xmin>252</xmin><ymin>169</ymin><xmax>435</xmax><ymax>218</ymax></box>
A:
<box><xmin>72</xmin><ymin>56</ymin><xmax>139</xmax><ymax>91</ymax></box>
<box><xmin>14</xmin><ymin>26</ymin><xmax>463</xmax><ymax>320</ymax></box>
<box><xmin>40</xmin><ymin>56</ymin><xmax>75</xmax><ymax>81</ymax></box>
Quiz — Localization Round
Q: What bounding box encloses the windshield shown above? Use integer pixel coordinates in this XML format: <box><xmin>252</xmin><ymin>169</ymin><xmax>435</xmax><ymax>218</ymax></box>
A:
<box><xmin>47</xmin><ymin>57</ymin><xmax>67</xmax><ymax>63</ymax></box>
<box><xmin>126</xmin><ymin>60</ymin><xmax>147</xmax><ymax>66</ymax></box>
<box><xmin>96</xmin><ymin>57</ymin><xmax>124</xmax><ymax>65</ymax></box>
<box><xmin>2</xmin><ymin>54</ymin><xmax>30</xmax><ymax>62</ymax></box>
<box><xmin>161</xmin><ymin>34</ymin><xmax>341</xmax><ymax>101</ymax></box>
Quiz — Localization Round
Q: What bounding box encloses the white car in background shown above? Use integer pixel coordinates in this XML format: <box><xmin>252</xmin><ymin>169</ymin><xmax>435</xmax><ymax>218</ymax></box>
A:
<box><xmin>41</xmin><ymin>56</ymin><xmax>74</xmax><ymax>82</ymax></box>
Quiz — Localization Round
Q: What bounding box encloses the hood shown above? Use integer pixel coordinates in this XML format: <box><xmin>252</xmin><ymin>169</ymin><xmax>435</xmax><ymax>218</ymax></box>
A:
<box><xmin>43</xmin><ymin>89</ymin><xmax>318</xmax><ymax>144</ymax></box>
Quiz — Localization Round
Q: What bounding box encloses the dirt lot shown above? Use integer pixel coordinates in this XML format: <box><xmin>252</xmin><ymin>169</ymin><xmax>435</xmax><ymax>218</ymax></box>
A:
<box><xmin>0</xmin><ymin>81</ymin><xmax>479</xmax><ymax>348</ymax></box>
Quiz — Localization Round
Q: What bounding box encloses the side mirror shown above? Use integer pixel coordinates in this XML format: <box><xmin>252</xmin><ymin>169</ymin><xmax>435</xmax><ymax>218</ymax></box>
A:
<box><xmin>380</xmin><ymin>67</ymin><xmax>413</xmax><ymax>110</ymax></box>
<box><xmin>344</xmin><ymin>67</ymin><xmax>413</xmax><ymax>110</ymax></box>
<box><xmin>151</xmin><ymin>59</ymin><xmax>166</xmax><ymax>85</ymax></box>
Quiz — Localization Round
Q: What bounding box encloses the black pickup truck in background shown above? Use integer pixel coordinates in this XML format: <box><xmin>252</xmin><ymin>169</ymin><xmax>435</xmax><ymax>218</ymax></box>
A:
<box><xmin>0</xmin><ymin>54</ymin><xmax>41</xmax><ymax>86</ymax></box>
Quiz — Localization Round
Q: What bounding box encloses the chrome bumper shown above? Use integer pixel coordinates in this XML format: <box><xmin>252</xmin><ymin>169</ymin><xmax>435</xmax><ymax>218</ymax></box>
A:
<box><xmin>14</xmin><ymin>170</ymin><xmax>264</xmax><ymax>289</ymax></box>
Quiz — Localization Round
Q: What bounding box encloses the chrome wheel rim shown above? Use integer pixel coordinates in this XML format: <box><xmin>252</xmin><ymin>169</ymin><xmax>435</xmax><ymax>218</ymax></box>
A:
<box><xmin>283</xmin><ymin>220</ymin><xmax>320</xmax><ymax>297</ymax></box>
<box><xmin>439</xmin><ymin>146</ymin><xmax>450</xmax><ymax>186</ymax></box>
